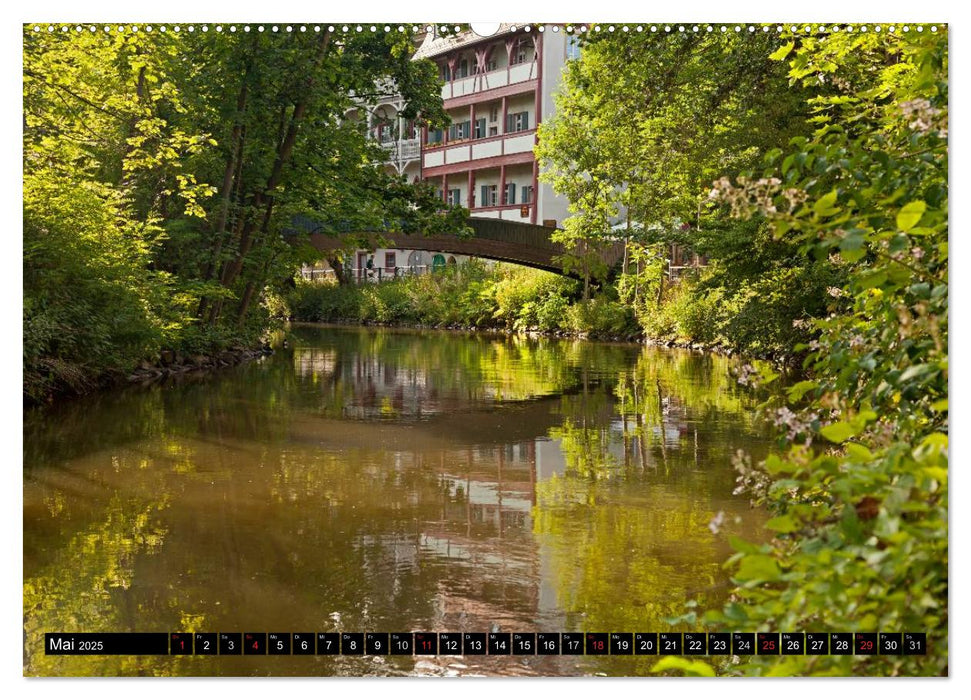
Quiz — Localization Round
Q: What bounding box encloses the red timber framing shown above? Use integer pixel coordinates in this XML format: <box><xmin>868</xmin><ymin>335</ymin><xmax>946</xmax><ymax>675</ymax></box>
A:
<box><xmin>421</xmin><ymin>29</ymin><xmax>545</xmax><ymax>221</ymax></box>
<box><xmin>422</xmin><ymin>150</ymin><xmax>534</xmax><ymax>179</ymax></box>
<box><xmin>437</xmin><ymin>79</ymin><xmax>537</xmax><ymax>112</ymax></box>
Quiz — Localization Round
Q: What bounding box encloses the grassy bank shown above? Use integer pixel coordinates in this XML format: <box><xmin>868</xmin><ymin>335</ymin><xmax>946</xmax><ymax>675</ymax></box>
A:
<box><xmin>286</xmin><ymin>260</ymin><xmax>640</xmax><ymax>340</ymax></box>
<box><xmin>285</xmin><ymin>252</ymin><xmax>833</xmax><ymax>365</ymax></box>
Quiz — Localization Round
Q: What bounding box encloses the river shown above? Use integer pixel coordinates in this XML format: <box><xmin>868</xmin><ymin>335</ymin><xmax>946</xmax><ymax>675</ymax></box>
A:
<box><xmin>23</xmin><ymin>325</ymin><xmax>771</xmax><ymax>676</ymax></box>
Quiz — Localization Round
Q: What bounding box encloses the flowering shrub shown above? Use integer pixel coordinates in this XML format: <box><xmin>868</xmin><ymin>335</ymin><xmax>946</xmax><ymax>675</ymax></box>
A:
<box><xmin>697</xmin><ymin>27</ymin><xmax>948</xmax><ymax>676</ymax></box>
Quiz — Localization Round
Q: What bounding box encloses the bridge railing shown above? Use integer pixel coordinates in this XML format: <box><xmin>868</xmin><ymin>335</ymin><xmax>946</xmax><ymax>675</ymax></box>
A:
<box><xmin>467</xmin><ymin>218</ymin><xmax>564</xmax><ymax>252</ymax></box>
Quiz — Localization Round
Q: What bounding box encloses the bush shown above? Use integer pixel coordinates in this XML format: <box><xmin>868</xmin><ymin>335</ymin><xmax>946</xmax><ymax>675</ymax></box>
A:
<box><xmin>286</xmin><ymin>262</ymin><xmax>624</xmax><ymax>335</ymax></box>
<box><xmin>564</xmin><ymin>296</ymin><xmax>638</xmax><ymax>338</ymax></box>
<box><xmin>23</xmin><ymin>173</ymin><xmax>171</xmax><ymax>400</ymax></box>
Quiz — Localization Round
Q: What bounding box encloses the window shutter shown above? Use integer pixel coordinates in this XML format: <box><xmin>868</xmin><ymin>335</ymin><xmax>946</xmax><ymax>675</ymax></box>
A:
<box><xmin>506</xmin><ymin>114</ymin><xmax>514</xmax><ymax>132</ymax></box>
<box><xmin>522</xmin><ymin>112</ymin><xmax>529</xmax><ymax>130</ymax></box>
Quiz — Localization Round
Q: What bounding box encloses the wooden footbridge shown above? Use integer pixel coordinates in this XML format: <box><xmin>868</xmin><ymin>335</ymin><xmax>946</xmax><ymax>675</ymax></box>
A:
<box><xmin>294</xmin><ymin>217</ymin><xmax>626</xmax><ymax>277</ymax></box>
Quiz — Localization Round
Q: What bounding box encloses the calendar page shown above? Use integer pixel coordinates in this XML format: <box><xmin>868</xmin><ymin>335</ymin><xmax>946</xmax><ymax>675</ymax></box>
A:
<box><xmin>22</xmin><ymin>14</ymin><xmax>948</xmax><ymax>683</ymax></box>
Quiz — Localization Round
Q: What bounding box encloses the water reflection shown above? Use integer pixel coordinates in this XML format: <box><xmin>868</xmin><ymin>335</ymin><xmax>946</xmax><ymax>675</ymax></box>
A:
<box><xmin>24</xmin><ymin>325</ymin><xmax>769</xmax><ymax>676</ymax></box>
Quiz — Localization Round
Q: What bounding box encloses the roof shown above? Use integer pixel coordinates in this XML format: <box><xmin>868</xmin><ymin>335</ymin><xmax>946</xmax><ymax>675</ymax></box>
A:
<box><xmin>412</xmin><ymin>24</ymin><xmax>520</xmax><ymax>60</ymax></box>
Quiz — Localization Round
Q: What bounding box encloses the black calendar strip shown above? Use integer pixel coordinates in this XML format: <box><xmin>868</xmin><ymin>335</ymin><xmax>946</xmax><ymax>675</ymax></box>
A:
<box><xmin>45</xmin><ymin>631</ymin><xmax>927</xmax><ymax>656</ymax></box>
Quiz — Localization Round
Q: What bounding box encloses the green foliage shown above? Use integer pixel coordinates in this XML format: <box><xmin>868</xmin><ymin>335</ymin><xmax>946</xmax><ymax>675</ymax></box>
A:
<box><xmin>23</xmin><ymin>25</ymin><xmax>458</xmax><ymax>400</ymax></box>
<box><xmin>564</xmin><ymin>297</ymin><xmax>637</xmax><ymax>338</ymax></box>
<box><xmin>23</xmin><ymin>171</ymin><xmax>172</xmax><ymax>401</ymax></box>
<box><xmin>699</xmin><ymin>26</ymin><xmax>947</xmax><ymax>676</ymax></box>
<box><xmin>546</xmin><ymin>29</ymin><xmax>835</xmax><ymax>354</ymax></box>
<box><xmin>287</xmin><ymin>263</ymin><xmax>637</xmax><ymax>339</ymax></box>
<box><xmin>492</xmin><ymin>267</ymin><xmax>578</xmax><ymax>332</ymax></box>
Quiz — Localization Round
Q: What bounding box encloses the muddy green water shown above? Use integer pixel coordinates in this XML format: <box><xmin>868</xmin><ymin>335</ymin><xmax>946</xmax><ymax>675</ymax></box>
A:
<box><xmin>24</xmin><ymin>325</ymin><xmax>771</xmax><ymax>676</ymax></box>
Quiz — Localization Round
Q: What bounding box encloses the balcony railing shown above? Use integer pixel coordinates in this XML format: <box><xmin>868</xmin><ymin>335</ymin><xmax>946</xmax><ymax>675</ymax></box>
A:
<box><xmin>442</xmin><ymin>62</ymin><xmax>537</xmax><ymax>100</ymax></box>
<box><xmin>380</xmin><ymin>137</ymin><xmax>421</xmax><ymax>161</ymax></box>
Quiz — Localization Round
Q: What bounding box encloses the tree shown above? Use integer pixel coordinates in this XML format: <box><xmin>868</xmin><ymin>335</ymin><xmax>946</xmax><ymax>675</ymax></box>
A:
<box><xmin>536</xmin><ymin>29</ymin><xmax>823</xmax><ymax>349</ymax></box>
<box><xmin>23</xmin><ymin>24</ymin><xmax>463</xmax><ymax>399</ymax></box>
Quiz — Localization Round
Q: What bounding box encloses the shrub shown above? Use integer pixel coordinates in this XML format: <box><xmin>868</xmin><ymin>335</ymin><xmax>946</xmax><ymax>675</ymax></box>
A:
<box><xmin>565</xmin><ymin>296</ymin><xmax>638</xmax><ymax>338</ymax></box>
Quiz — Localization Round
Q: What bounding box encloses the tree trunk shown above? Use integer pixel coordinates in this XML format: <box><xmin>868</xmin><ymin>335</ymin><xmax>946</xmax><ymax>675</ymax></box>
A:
<box><xmin>622</xmin><ymin>208</ymin><xmax>631</xmax><ymax>278</ymax></box>
<box><xmin>656</xmin><ymin>247</ymin><xmax>667</xmax><ymax>306</ymax></box>
<box><xmin>217</xmin><ymin>31</ymin><xmax>331</xmax><ymax>296</ymax></box>
<box><xmin>237</xmin><ymin>280</ymin><xmax>257</xmax><ymax>327</ymax></box>
<box><xmin>198</xmin><ymin>66</ymin><xmax>251</xmax><ymax>319</ymax></box>
<box><xmin>327</xmin><ymin>256</ymin><xmax>350</xmax><ymax>286</ymax></box>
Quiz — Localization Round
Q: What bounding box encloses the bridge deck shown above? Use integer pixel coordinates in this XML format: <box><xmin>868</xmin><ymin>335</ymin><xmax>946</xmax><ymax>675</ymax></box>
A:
<box><xmin>300</xmin><ymin>217</ymin><xmax>625</xmax><ymax>276</ymax></box>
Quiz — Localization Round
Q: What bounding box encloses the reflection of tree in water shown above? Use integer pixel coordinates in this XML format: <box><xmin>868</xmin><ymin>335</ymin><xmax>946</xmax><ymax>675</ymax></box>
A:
<box><xmin>24</xmin><ymin>328</ymin><xmax>771</xmax><ymax>677</ymax></box>
<box><xmin>24</xmin><ymin>488</ymin><xmax>172</xmax><ymax>676</ymax></box>
<box><xmin>534</xmin><ymin>346</ymin><xmax>770</xmax><ymax>665</ymax></box>
<box><xmin>288</xmin><ymin>325</ymin><xmax>640</xmax><ymax>419</ymax></box>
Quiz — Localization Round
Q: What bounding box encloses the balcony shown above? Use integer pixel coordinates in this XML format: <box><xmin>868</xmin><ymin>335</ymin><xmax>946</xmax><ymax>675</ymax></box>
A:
<box><xmin>380</xmin><ymin>138</ymin><xmax>421</xmax><ymax>162</ymax></box>
<box><xmin>442</xmin><ymin>62</ymin><xmax>537</xmax><ymax>101</ymax></box>
<box><xmin>422</xmin><ymin>130</ymin><xmax>536</xmax><ymax>171</ymax></box>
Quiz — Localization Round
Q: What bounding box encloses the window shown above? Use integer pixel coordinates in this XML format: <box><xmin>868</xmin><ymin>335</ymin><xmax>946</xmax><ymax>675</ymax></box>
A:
<box><xmin>567</xmin><ymin>36</ymin><xmax>581</xmax><ymax>61</ymax></box>
<box><xmin>488</xmin><ymin>125</ymin><xmax>498</xmax><ymax>137</ymax></box>
<box><xmin>384</xmin><ymin>252</ymin><xmax>397</xmax><ymax>270</ymax></box>
<box><xmin>474</xmin><ymin>118</ymin><xmax>487</xmax><ymax>139</ymax></box>
<box><xmin>489</xmin><ymin>104</ymin><xmax>499</xmax><ymax>122</ymax></box>
<box><xmin>480</xmin><ymin>184</ymin><xmax>498</xmax><ymax>207</ymax></box>
<box><xmin>448</xmin><ymin>120</ymin><xmax>471</xmax><ymax>141</ymax></box>
<box><xmin>378</xmin><ymin>124</ymin><xmax>393</xmax><ymax>143</ymax></box>
<box><xmin>510</xmin><ymin>40</ymin><xmax>530</xmax><ymax>65</ymax></box>
<box><xmin>506</xmin><ymin>111</ymin><xmax>530</xmax><ymax>133</ymax></box>
<box><xmin>457</xmin><ymin>59</ymin><xmax>469</xmax><ymax>78</ymax></box>
<box><xmin>427</xmin><ymin>129</ymin><xmax>443</xmax><ymax>145</ymax></box>
<box><xmin>447</xmin><ymin>189</ymin><xmax>462</xmax><ymax>206</ymax></box>
<box><xmin>486</xmin><ymin>58</ymin><xmax>497</xmax><ymax>71</ymax></box>
<box><xmin>521</xmin><ymin>185</ymin><xmax>534</xmax><ymax>203</ymax></box>
<box><xmin>503</xmin><ymin>183</ymin><xmax>517</xmax><ymax>205</ymax></box>
<box><xmin>441</xmin><ymin>64</ymin><xmax>451</xmax><ymax>81</ymax></box>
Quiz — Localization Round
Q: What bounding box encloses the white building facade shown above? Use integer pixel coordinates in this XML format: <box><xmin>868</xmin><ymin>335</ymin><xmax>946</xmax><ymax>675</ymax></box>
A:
<box><xmin>304</xmin><ymin>25</ymin><xmax>576</xmax><ymax>283</ymax></box>
<box><xmin>415</xmin><ymin>24</ymin><xmax>571</xmax><ymax>227</ymax></box>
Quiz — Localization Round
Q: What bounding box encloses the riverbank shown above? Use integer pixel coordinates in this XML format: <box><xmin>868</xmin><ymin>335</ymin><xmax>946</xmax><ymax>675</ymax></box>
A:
<box><xmin>287</xmin><ymin>261</ymin><xmax>639</xmax><ymax>342</ymax></box>
<box><xmin>25</xmin><ymin>343</ymin><xmax>275</xmax><ymax>406</ymax></box>
<box><xmin>124</xmin><ymin>345</ymin><xmax>275</xmax><ymax>384</ymax></box>
<box><xmin>284</xmin><ymin>261</ymin><xmax>807</xmax><ymax>366</ymax></box>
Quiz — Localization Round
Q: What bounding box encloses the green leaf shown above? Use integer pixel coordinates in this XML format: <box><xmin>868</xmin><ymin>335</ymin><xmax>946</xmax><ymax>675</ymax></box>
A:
<box><xmin>736</xmin><ymin>554</ymin><xmax>782</xmax><ymax>582</ymax></box>
<box><xmin>820</xmin><ymin>422</ymin><xmax>858</xmax><ymax>443</ymax></box>
<box><xmin>898</xmin><ymin>363</ymin><xmax>934</xmax><ymax>382</ymax></box>
<box><xmin>728</xmin><ymin>535</ymin><xmax>766</xmax><ymax>555</ymax></box>
<box><xmin>787</xmin><ymin>380</ymin><xmax>818</xmax><ymax>402</ymax></box>
<box><xmin>814</xmin><ymin>190</ymin><xmax>840</xmax><ymax>216</ymax></box>
<box><xmin>765</xmin><ymin>454</ymin><xmax>798</xmax><ymax>475</ymax></box>
<box><xmin>845</xmin><ymin>442</ymin><xmax>874</xmax><ymax>462</ymax></box>
<box><xmin>857</xmin><ymin>270</ymin><xmax>887</xmax><ymax>289</ymax></box>
<box><xmin>765</xmin><ymin>515</ymin><xmax>799</xmax><ymax>533</ymax></box>
<box><xmin>651</xmin><ymin>657</ymin><xmax>715</xmax><ymax>677</ymax></box>
<box><xmin>769</xmin><ymin>42</ymin><xmax>795</xmax><ymax>61</ymax></box>
<box><xmin>896</xmin><ymin>200</ymin><xmax>926</xmax><ymax>231</ymax></box>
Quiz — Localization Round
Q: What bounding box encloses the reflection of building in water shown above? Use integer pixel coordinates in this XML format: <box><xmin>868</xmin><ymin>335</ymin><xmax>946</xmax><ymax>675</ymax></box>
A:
<box><xmin>535</xmin><ymin>437</ymin><xmax>566</xmax><ymax>481</ymax></box>
<box><xmin>411</xmin><ymin>441</ymin><xmax>557</xmax><ymax>629</ymax></box>
<box><xmin>292</xmin><ymin>348</ymin><xmax>337</xmax><ymax>378</ymax></box>
<box><xmin>292</xmin><ymin>346</ymin><xmax>522</xmax><ymax>420</ymax></box>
